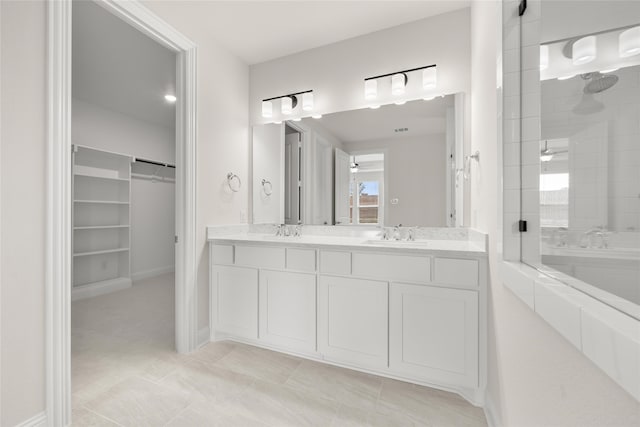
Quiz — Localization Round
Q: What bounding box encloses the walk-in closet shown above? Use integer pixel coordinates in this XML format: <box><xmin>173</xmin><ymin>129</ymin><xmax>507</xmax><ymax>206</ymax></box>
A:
<box><xmin>70</xmin><ymin>0</ymin><xmax>178</xmax><ymax>403</ymax></box>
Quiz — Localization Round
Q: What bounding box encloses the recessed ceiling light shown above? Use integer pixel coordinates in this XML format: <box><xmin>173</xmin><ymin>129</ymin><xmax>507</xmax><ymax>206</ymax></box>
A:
<box><xmin>164</xmin><ymin>94</ymin><xmax>177</xmax><ymax>103</ymax></box>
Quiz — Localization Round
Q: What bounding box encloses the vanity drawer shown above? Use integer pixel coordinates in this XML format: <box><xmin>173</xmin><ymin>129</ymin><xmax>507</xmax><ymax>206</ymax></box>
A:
<box><xmin>320</xmin><ymin>250</ymin><xmax>351</xmax><ymax>275</ymax></box>
<box><xmin>286</xmin><ymin>248</ymin><xmax>316</xmax><ymax>272</ymax></box>
<box><xmin>235</xmin><ymin>245</ymin><xmax>285</xmax><ymax>270</ymax></box>
<box><xmin>352</xmin><ymin>253</ymin><xmax>431</xmax><ymax>283</ymax></box>
<box><xmin>211</xmin><ymin>244</ymin><xmax>234</xmax><ymax>265</ymax></box>
<box><xmin>434</xmin><ymin>258</ymin><xmax>479</xmax><ymax>287</ymax></box>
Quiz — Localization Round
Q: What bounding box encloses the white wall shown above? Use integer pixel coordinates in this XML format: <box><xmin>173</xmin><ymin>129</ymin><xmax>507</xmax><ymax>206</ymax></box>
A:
<box><xmin>141</xmin><ymin>2</ymin><xmax>250</xmax><ymax>331</ymax></box>
<box><xmin>471</xmin><ymin>1</ymin><xmax>640</xmax><ymax>426</ymax></box>
<box><xmin>72</xmin><ymin>99</ymin><xmax>176</xmax><ymax>279</ymax></box>
<box><xmin>0</xmin><ymin>1</ymin><xmax>46</xmax><ymax>425</ymax></box>
<box><xmin>344</xmin><ymin>135</ymin><xmax>447</xmax><ymax>227</ymax></box>
<box><xmin>249</xmin><ymin>9</ymin><xmax>471</xmax><ymax>124</ymax></box>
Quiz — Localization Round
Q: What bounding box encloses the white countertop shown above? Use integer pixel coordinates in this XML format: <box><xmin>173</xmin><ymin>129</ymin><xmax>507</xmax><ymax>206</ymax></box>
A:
<box><xmin>207</xmin><ymin>232</ymin><xmax>487</xmax><ymax>256</ymax></box>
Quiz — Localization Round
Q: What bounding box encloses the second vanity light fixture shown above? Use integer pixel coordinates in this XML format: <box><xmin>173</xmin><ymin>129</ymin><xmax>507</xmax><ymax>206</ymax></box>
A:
<box><xmin>261</xmin><ymin>89</ymin><xmax>315</xmax><ymax>118</ymax></box>
<box><xmin>364</xmin><ymin>64</ymin><xmax>437</xmax><ymax>103</ymax></box>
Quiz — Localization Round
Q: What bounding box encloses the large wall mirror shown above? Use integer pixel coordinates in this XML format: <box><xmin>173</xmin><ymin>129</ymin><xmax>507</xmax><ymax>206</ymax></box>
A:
<box><xmin>252</xmin><ymin>94</ymin><xmax>465</xmax><ymax>227</ymax></box>
<box><xmin>530</xmin><ymin>2</ymin><xmax>640</xmax><ymax>319</ymax></box>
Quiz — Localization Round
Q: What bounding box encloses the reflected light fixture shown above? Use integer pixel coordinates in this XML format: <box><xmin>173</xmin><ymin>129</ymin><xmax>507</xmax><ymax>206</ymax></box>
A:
<box><xmin>619</xmin><ymin>26</ymin><xmax>640</xmax><ymax>58</ymax></box>
<box><xmin>572</xmin><ymin>36</ymin><xmax>596</xmax><ymax>65</ymax></box>
<box><xmin>261</xmin><ymin>100</ymin><xmax>273</xmax><ymax>118</ymax></box>
<box><xmin>539</xmin><ymin>45</ymin><xmax>549</xmax><ymax>70</ymax></box>
<box><xmin>391</xmin><ymin>73</ymin><xmax>407</xmax><ymax>95</ymax></box>
<box><xmin>281</xmin><ymin>96</ymin><xmax>293</xmax><ymax>115</ymax></box>
<box><xmin>302</xmin><ymin>92</ymin><xmax>314</xmax><ymax>111</ymax></box>
<box><xmin>164</xmin><ymin>94</ymin><xmax>177</xmax><ymax>103</ymax></box>
<box><xmin>364</xmin><ymin>80</ymin><xmax>377</xmax><ymax>100</ymax></box>
<box><xmin>422</xmin><ymin>67</ymin><xmax>437</xmax><ymax>89</ymax></box>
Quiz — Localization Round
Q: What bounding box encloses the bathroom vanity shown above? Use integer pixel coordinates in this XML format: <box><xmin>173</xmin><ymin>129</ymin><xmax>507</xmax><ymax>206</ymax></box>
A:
<box><xmin>207</xmin><ymin>227</ymin><xmax>487</xmax><ymax>405</ymax></box>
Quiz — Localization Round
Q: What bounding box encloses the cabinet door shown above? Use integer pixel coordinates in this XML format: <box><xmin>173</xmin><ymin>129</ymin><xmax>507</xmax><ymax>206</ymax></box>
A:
<box><xmin>319</xmin><ymin>276</ymin><xmax>388</xmax><ymax>369</ymax></box>
<box><xmin>259</xmin><ymin>270</ymin><xmax>316</xmax><ymax>352</ymax></box>
<box><xmin>390</xmin><ymin>283</ymin><xmax>478</xmax><ymax>388</ymax></box>
<box><xmin>211</xmin><ymin>265</ymin><xmax>259</xmax><ymax>339</ymax></box>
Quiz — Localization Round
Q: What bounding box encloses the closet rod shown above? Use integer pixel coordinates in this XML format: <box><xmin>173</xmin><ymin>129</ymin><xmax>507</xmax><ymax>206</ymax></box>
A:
<box><xmin>134</xmin><ymin>157</ymin><xmax>176</xmax><ymax>169</ymax></box>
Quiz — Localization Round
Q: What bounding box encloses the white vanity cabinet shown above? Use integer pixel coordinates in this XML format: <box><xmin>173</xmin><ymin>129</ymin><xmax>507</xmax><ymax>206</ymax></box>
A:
<box><xmin>318</xmin><ymin>275</ymin><xmax>388</xmax><ymax>369</ymax></box>
<box><xmin>259</xmin><ymin>270</ymin><xmax>316</xmax><ymax>352</ymax></box>
<box><xmin>389</xmin><ymin>283</ymin><xmax>478</xmax><ymax>388</ymax></box>
<box><xmin>209</xmin><ymin>238</ymin><xmax>486</xmax><ymax>405</ymax></box>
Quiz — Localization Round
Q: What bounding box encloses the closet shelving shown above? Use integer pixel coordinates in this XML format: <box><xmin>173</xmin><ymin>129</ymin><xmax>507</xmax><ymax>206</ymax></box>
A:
<box><xmin>72</xmin><ymin>145</ymin><xmax>133</xmax><ymax>300</ymax></box>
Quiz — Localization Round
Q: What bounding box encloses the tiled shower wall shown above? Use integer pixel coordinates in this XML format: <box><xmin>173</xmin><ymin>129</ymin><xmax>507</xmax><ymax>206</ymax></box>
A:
<box><xmin>502</xmin><ymin>0</ymin><xmax>542</xmax><ymax>263</ymax></box>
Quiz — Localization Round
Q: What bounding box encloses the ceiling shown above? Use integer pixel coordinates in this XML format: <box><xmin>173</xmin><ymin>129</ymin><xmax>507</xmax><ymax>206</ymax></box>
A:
<box><xmin>143</xmin><ymin>1</ymin><xmax>470</xmax><ymax>65</ymax></box>
<box><xmin>303</xmin><ymin>95</ymin><xmax>454</xmax><ymax>143</ymax></box>
<box><xmin>72</xmin><ymin>1</ymin><xmax>176</xmax><ymax>128</ymax></box>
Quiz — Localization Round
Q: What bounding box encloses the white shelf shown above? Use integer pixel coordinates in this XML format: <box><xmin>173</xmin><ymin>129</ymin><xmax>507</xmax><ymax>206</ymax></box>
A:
<box><xmin>74</xmin><ymin>173</ymin><xmax>129</xmax><ymax>182</ymax></box>
<box><xmin>74</xmin><ymin>225</ymin><xmax>129</xmax><ymax>230</ymax></box>
<box><xmin>73</xmin><ymin>248</ymin><xmax>129</xmax><ymax>257</ymax></box>
<box><xmin>74</xmin><ymin>200</ymin><xmax>129</xmax><ymax>205</ymax></box>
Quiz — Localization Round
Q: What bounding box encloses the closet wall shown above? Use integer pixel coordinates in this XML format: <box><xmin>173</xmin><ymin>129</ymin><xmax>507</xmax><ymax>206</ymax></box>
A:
<box><xmin>72</xmin><ymin>98</ymin><xmax>175</xmax><ymax>279</ymax></box>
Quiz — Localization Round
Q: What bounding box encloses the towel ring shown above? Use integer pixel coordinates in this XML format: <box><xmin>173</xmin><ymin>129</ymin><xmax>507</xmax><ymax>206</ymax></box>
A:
<box><xmin>261</xmin><ymin>179</ymin><xmax>273</xmax><ymax>196</ymax></box>
<box><xmin>226</xmin><ymin>172</ymin><xmax>241</xmax><ymax>192</ymax></box>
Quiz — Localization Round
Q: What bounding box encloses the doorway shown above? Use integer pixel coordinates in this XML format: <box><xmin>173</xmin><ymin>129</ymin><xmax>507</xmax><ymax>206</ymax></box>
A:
<box><xmin>47</xmin><ymin>1</ymin><xmax>197</xmax><ymax>425</ymax></box>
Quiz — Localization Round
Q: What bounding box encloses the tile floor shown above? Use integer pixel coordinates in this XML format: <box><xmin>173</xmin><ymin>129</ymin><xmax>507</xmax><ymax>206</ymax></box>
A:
<box><xmin>71</xmin><ymin>273</ymin><xmax>488</xmax><ymax>426</ymax></box>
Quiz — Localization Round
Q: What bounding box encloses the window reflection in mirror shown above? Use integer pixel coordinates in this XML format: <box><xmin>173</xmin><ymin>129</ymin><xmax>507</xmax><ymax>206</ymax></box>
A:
<box><xmin>535</xmin><ymin>1</ymin><xmax>640</xmax><ymax>318</ymax></box>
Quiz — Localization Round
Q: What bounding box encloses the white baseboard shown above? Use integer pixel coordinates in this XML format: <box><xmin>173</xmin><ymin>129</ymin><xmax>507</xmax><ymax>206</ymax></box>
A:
<box><xmin>484</xmin><ymin>392</ymin><xmax>501</xmax><ymax>427</ymax></box>
<box><xmin>197</xmin><ymin>326</ymin><xmax>210</xmax><ymax>348</ymax></box>
<box><xmin>131</xmin><ymin>265</ymin><xmax>175</xmax><ymax>282</ymax></box>
<box><xmin>71</xmin><ymin>277</ymin><xmax>132</xmax><ymax>301</ymax></box>
<box><xmin>15</xmin><ymin>411</ymin><xmax>47</xmax><ymax>427</ymax></box>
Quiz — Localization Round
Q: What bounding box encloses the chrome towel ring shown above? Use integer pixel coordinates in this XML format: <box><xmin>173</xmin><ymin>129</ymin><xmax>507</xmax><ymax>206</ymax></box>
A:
<box><xmin>227</xmin><ymin>172</ymin><xmax>241</xmax><ymax>192</ymax></box>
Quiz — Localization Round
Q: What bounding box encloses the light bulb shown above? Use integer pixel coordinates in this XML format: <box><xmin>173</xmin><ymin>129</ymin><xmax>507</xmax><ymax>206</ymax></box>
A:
<box><xmin>422</xmin><ymin>67</ymin><xmax>437</xmax><ymax>90</ymax></box>
<box><xmin>619</xmin><ymin>26</ymin><xmax>640</xmax><ymax>58</ymax></box>
<box><xmin>281</xmin><ymin>96</ymin><xmax>292</xmax><ymax>115</ymax></box>
<box><xmin>391</xmin><ymin>73</ymin><xmax>406</xmax><ymax>95</ymax></box>
<box><xmin>261</xmin><ymin>100</ymin><xmax>272</xmax><ymax>118</ymax></box>
<box><xmin>302</xmin><ymin>92</ymin><xmax>314</xmax><ymax>111</ymax></box>
<box><xmin>572</xmin><ymin>36</ymin><xmax>596</xmax><ymax>65</ymax></box>
<box><xmin>539</xmin><ymin>45</ymin><xmax>549</xmax><ymax>70</ymax></box>
<box><xmin>364</xmin><ymin>80</ymin><xmax>377</xmax><ymax>100</ymax></box>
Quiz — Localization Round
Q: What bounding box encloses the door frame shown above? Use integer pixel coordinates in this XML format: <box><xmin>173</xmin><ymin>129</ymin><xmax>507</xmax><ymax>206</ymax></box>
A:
<box><xmin>46</xmin><ymin>1</ymin><xmax>198</xmax><ymax>425</ymax></box>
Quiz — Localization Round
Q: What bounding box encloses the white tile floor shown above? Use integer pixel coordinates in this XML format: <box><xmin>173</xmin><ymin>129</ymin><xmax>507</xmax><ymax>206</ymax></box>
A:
<box><xmin>71</xmin><ymin>273</ymin><xmax>487</xmax><ymax>426</ymax></box>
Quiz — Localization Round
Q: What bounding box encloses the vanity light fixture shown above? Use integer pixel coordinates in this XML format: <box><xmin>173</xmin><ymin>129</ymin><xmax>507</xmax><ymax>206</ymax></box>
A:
<box><xmin>391</xmin><ymin>73</ymin><xmax>407</xmax><ymax>95</ymax></box>
<box><xmin>364</xmin><ymin>80</ymin><xmax>378</xmax><ymax>100</ymax></box>
<box><xmin>540</xmin><ymin>45</ymin><xmax>549</xmax><ymax>70</ymax></box>
<box><xmin>261</xmin><ymin>100</ymin><xmax>273</xmax><ymax>118</ymax></box>
<box><xmin>262</xmin><ymin>89</ymin><xmax>314</xmax><ymax>118</ymax></box>
<box><xmin>302</xmin><ymin>92</ymin><xmax>314</xmax><ymax>111</ymax></box>
<box><xmin>572</xmin><ymin>36</ymin><xmax>596</xmax><ymax>65</ymax></box>
<box><xmin>422</xmin><ymin>67</ymin><xmax>437</xmax><ymax>89</ymax></box>
<box><xmin>619</xmin><ymin>26</ymin><xmax>640</xmax><ymax>57</ymax></box>
<box><xmin>281</xmin><ymin>96</ymin><xmax>293</xmax><ymax>115</ymax></box>
<box><xmin>164</xmin><ymin>94</ymin><xmax>177</xmax><ymax>103</ymax></box>
<box><xmin>364</xmin><ymin>64</ymin><xmax>436</xmax><ymax>100</ymax></box>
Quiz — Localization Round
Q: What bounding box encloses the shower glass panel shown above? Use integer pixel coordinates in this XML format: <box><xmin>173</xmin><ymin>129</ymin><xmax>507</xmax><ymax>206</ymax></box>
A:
<box><xmin>529</xmin><ymin>2</ymin><xmax>640</xmax><ymax>319</ymax></box>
